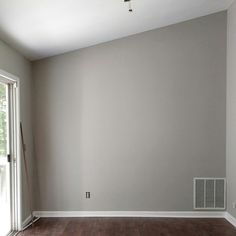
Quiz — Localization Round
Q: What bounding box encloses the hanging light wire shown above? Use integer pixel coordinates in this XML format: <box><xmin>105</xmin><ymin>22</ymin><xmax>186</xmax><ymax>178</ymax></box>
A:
<box><xmin>129</xmin><ymin>1</ymin><xmax>133</xmax><ymax>12</ymax></box>
<box><xmin>124</xmin><ymin>0</ymin><xmax>133</xmax><ymax>13</ymax></box>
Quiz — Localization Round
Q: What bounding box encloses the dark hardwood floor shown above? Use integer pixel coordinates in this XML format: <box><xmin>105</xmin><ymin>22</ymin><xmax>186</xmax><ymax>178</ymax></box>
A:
<box><xmin>18</xmin><ymin>217</ymin><xmax>236</xmax><ymax>236</ymax></box>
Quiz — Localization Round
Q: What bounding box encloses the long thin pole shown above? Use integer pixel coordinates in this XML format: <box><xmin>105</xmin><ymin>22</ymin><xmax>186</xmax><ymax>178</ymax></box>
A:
<box><xmin>20</xmin><ymin>122</ymin><xmax>34</xmax><ymax>226</ymax></box>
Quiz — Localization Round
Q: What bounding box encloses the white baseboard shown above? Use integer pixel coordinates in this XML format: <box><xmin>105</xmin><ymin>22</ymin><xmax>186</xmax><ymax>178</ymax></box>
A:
<box><xmin>225</xmin><ymin>212</ymin><xmax>236</xmax><ymax>228</ymax></box>
<box><xmin>22</xmin><ymin>215</ymin><xmax>33</xmax><ymax>229</ymax></box>
<box><xmin>21</xmin><ymin>215</ymin><xmax>41</xmax><ymax>231</ymax></box>
<box><xmin>33</xmin><ymin>211</ymin><xmax>225</xmax><ymax>218</ymax></box>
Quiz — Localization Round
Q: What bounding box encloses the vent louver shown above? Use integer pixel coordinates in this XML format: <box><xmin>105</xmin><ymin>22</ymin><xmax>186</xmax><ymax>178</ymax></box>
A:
<box><xmin>194</xmin><ymin>178</ymin><xmax>226</xmax><ymax>210</ymax></box>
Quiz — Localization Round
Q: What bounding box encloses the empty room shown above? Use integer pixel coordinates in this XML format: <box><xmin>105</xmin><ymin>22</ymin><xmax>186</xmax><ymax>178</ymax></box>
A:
<box><xmin>0</xmin><ymin>0</ymin><xmax>236</xmax><ymax>235</ymax></box>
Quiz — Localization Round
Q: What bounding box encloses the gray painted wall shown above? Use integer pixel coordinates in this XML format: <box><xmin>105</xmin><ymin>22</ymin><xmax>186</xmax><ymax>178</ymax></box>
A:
<box><xmin>227</xmin><ymin>1</ymin><xmax>236</xmax><ymax>218</ymax></box>
<box><xmin>33</xmin><ymin>12</ymin><xmax>226</xmax><ymax>211</ymax></box>
<box><xmin>0</xmin><ymin>40</ymin><xmax>34</xmax><ymax>221</ymax></box>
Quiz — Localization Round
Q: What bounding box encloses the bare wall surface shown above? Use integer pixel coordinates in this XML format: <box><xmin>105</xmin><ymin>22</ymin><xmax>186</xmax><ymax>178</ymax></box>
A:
<box><xmin>227</xmin><ymin>1</ymin><xmax>236</xmax><ymax>218</ymax></box>
<box><xmin>0</xmin><ymin>40</ymin><xmax>34</xmax><ymax>221</ymax></box>
<box><xmin>33</xmin><ymin>12</ymin><xmax>226</xmax><ymax>211</ymax></box>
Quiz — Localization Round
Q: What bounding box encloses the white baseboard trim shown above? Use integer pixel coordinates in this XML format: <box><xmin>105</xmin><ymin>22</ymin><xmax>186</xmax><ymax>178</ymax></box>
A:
<box><xmin>33</xmin><ymin>211</ymin><xmax>225</xmax><ymax>218</ymax></box>
<box><xmin>22</xmin><ymin>215</ymin><xmax>33</xmax><ymax>229</ymax></box>
<box><xmin>225</xmin><ymin>212</ymin><xmax>236</xmax><ymax>228</ymax></box>
<box><xmin>21</xmin><ymin>215</ymin><xmax>41</xmax><ymax>231</ymax></box>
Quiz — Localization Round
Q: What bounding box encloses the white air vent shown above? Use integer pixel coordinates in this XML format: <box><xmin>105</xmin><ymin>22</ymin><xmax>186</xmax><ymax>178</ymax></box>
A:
<box><xmin>193</xmin><ymin>178</ymin><xmax>226</xmax><ymax>210</ymax></box>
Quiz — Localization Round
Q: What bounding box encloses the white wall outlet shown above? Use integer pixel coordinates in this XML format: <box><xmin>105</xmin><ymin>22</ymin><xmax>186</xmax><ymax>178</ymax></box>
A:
<box><xmin>233</xmin><ymin>202</ymin><xmax>236</xmax><ymax>208</ymax></box>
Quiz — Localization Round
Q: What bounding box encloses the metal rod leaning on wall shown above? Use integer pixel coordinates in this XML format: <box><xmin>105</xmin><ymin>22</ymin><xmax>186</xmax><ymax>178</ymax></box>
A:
<box><xmin>20</xmin><ymin>122</ymin><xmax>34</xmax><ymax>227</ymax></box>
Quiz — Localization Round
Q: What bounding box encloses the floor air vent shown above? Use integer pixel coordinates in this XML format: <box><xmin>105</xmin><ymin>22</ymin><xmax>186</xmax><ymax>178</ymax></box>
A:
<box><xmin>194</xmin><ymin>178</ymin><xmax>226</xmax><ymax>210</ymax></box>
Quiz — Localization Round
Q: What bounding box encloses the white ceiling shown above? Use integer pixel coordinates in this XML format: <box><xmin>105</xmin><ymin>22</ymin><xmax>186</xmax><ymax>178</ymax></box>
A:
<box><xmin>0</xmin><ymin>0</ymin><xmax>233</xmax><ymax>61</ymax></box>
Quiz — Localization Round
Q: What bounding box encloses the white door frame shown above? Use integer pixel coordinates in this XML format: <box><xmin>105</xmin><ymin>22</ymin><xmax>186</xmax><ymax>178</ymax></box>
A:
<box><xmin>0</xmin><ymin>69</ymin><xmax>21</xmax><ymax>232</ymax></box>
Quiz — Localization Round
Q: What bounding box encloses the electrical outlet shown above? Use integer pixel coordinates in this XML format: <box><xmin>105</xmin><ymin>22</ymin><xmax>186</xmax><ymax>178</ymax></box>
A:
<box><xmin>233</xmin><ymin>202</ymin><xmax>236</xmax><ymax>209</ymax></box>
<box><xmin>86</xmin><ymin>192</ymin><xmax>91</xmax><ymax>199</ymax></box>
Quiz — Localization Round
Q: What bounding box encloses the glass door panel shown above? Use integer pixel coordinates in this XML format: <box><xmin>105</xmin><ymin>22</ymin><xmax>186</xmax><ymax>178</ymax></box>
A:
<box><xmin>0</xmin><ymin>82</ymin><xmax>10</xmax><ymax>236</ymax></box>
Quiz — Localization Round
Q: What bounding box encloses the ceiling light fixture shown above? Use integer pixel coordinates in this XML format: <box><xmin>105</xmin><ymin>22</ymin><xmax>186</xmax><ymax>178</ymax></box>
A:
<box><xmin>124</xmin><ymin>0</ymin><xmax>133</xmax><ymax>12</ymax></box>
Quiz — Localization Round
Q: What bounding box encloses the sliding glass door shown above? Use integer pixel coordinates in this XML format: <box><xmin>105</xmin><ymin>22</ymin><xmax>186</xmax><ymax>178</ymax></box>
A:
<box><xmin>0</xmin><ymin>73</ymin><xmax>19</xmax><ymax>236</ymax></box>
<box><xmin>0</xmin><ymin>82</ymin><xmax>11</xmax><ymax>236</ymax></box>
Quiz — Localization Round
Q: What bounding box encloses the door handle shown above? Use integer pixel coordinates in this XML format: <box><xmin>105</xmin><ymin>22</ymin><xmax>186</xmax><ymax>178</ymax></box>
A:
<box><xmin>7</xmin><ymin>154</ymin><xmax>11</xmax><ymax>163</ymax></box>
